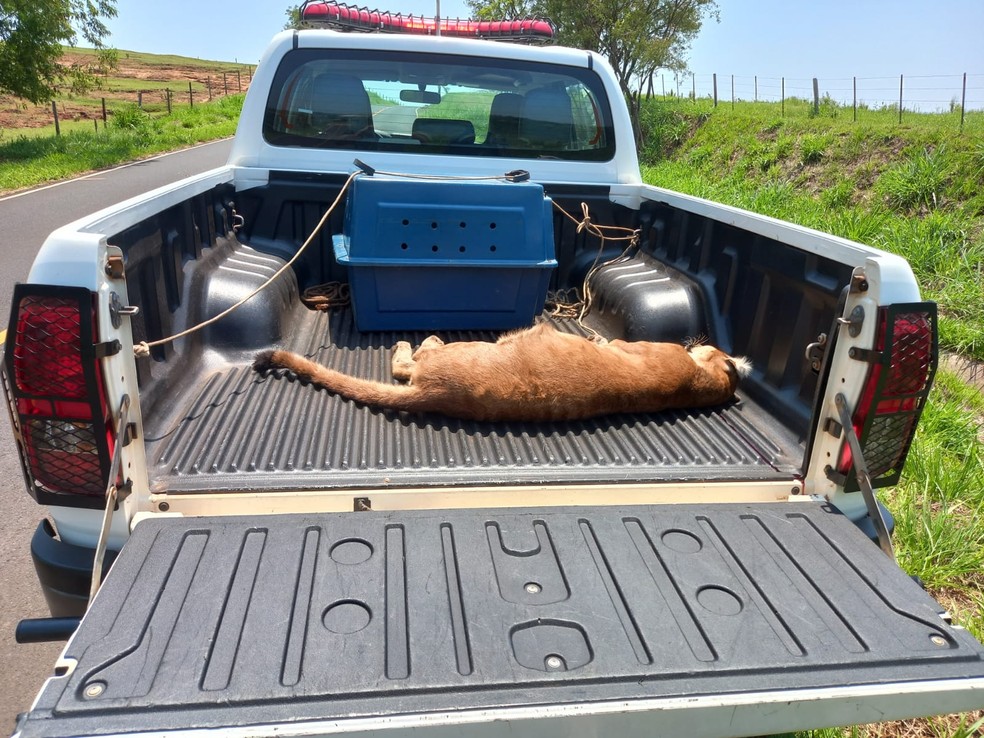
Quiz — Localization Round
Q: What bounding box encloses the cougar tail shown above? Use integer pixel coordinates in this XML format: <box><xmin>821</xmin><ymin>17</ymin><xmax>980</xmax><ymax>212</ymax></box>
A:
<box><xmin>253</xmin><ymin>350</ymin><xmax>421</xmax><ymax>412</ymax></box>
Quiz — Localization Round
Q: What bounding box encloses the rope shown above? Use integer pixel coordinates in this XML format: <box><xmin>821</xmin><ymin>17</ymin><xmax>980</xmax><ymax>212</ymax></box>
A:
<box><xmin>360</xmin><ymin>168</ymin><xmax>527</xmax><ymax>182</ymax></box>
<box><xmin>130</xmin><ymin>163</ymin><xmax>640</xmax><ymax>356</ymax></box>
<box><xmin>550</xmin><ymin>200</ymin><xmax>640</xmax><ymax>337</ymax></box>
<box><xmin>544</xmin><ymin>287</ymin><xmax>582</xmax><ymax>319</ymax></box>
<box><xmin>301</xmin><ymin>282</ymin><xmax>351</xmax><ymax>311</ymax></box>
<box><xmin>133</xmin><ymin>170</ymin><xmax>360</xmax><ymax>358</ymax></box>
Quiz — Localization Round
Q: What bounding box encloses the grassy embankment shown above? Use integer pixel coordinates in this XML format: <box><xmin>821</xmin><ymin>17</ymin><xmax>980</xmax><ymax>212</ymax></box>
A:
<box><xmin>638</xmin><ymin>97</ymin><xmax>983</xmax><ymax>738</ymax></box>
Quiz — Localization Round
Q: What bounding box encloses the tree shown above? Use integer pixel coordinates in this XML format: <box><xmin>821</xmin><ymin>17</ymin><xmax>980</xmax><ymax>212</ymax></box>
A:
<box><xmin>466</xmin><ymin>0</ymin><xmax>717</xmax><ymax>97</ymax></box>
<box><xmin>284</xmin><ymin>4</ymin><xmax>302</xmax><ymax>30</ymax></box>
<box><xmin>0</xmin><ymin>0</ymin><xmax>117</xmax><ymax>103</ymax></box>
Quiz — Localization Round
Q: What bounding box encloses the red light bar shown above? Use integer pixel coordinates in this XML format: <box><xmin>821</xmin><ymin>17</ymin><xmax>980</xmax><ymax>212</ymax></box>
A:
<box><xmin>299</xmin><ymin>1</ymin><xmax>556</xmax><ymax>43</ymax></box>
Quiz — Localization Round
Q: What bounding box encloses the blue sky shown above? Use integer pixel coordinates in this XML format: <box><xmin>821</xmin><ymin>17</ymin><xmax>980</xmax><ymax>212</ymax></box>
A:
<box><xmin>105</xmin><ymin>0</ymin><xmax>983</xmax><ymax>110</ymax></box>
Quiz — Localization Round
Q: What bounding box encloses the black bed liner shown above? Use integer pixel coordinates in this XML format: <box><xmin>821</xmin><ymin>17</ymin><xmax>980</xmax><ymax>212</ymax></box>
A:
<box><xmin>16</xmin><ymin>504</ymin><xmax>984</xmax><ymax>737</ymax></box>
<box><xmin>146</xmin><ymin>308</ymin><xmax>803</xmax><ymax>492</ymax></box>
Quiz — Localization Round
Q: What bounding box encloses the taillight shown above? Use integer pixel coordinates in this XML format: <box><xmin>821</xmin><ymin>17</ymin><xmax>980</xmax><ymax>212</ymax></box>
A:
<box><xmin>836</xmin><ymin>303</ymin><xmax>937</xmax><ymax>490</ymax></box>
<box><xmin>3</xmin><ymin>285</ymin><xmax>116</xmax><ymax>508</ymax></box>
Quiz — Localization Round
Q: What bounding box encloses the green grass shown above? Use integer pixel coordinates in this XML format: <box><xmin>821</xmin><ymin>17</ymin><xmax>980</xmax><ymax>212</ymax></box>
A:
<box><xmin>5</xmin><ymin>118</ymin><xmax>107</xmax><ymax>140</ymax></box>
<box><xmin>639</xmin><ymin>96</ymin><xmax>984</xmax><ymax>738</ymax></box>
<box><xmin>417</xmin><ymin>90</ymin><xmax>496</xmax><ymax>141</ymax></box>
<box><xmin>67</xmin><ymin>45</ymin><xmax>249</xmax><ymax>71</ymax></box>
<box><xmin>891</xmin><ymin>371</ymin><xmax>984</xmax><ymax>592</ymax></box>
<box><xmin>640</xmin><ymin>97</ymin><xmax>984</xmax><ymax>362</ymax></box>
<box><xmin>0</xmin><ymin>95</ymin><xmax>243</xmax><ymax>192</ymax></box>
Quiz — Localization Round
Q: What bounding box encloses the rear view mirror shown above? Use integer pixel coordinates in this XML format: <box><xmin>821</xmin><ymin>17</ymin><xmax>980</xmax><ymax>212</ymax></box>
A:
<box><xmin>400</xmin><ymin>89</ymin><xmax>441</xmax><ymax>104</ymax></box>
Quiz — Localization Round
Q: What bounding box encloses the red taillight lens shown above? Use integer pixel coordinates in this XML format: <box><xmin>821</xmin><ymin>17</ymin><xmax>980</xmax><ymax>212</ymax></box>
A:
<box><xmin>837</xmin><ymin>304</ymin><xmax>937</xmax><ymax>489</ymax></box>
<box><xmin>3</xmin><ymin>286</ymin><xmax>113</xmax><ymax>504</ymax></box>
<box><xmin>13</xmin><ymin>296</ymin><xmax>88</xmax><ymax>398</ymax></box>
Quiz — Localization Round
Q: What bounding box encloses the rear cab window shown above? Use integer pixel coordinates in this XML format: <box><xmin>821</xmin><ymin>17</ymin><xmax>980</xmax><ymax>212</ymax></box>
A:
<box><xmin>263</xmin><ymin>48</ymin><xmax>615</xmax><ymax>161</ymax></box>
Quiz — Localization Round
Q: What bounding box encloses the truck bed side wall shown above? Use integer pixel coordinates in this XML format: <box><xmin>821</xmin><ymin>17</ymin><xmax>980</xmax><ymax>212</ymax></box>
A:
<box><xmin>110</xmin><ymin>182</ymin><xmax>237</xmax><ymax>389</ymax></box>
<box><xmin>639</xmin><ymin>199</ymin><xmax>854</xmax><ymax>440</ymax></box>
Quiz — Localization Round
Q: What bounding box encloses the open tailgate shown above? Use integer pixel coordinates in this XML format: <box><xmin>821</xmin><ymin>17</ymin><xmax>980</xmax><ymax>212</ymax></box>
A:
<box><xmin>15</xmin><ymin>503</ymin><xmax>984</xmax><ymax>738</ymax></box>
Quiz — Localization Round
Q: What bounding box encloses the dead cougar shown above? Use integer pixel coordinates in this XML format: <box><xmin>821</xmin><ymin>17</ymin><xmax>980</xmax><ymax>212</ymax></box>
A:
<box><xmin>253</xmin><ymin>323</ymin><xmax>751</xmax><ymax>422</ymax></box>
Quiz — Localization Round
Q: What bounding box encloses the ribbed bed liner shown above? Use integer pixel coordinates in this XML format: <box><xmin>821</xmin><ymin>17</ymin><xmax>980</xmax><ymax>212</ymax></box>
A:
<box><xmin>147</xmin><ymin>309</ymin><xmax>803</xmax><ymax>492</ymax></box>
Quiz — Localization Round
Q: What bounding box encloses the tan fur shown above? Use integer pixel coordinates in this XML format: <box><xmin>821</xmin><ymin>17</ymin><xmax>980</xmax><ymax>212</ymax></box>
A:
<box><xmin>253</xmin><ymin>323</ymin><xmax>750</xmax><ymax>422</ymax></box>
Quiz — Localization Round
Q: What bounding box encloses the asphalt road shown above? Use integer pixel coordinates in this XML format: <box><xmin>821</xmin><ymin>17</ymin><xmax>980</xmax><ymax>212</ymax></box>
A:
<box><xmin>0</xmin><ymin>139</ymin><xmax>233</xmax><ymax>734</ymax></box>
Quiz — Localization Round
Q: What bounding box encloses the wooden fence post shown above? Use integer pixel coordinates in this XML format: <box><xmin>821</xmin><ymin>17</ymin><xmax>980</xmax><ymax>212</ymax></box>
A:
<box><xmin>812</xmin><ymin>78</ymin><xmax>820</xmax><ymax>115</ymax></box>
<box><xmin>102</xmin><ymin>97</ymin><xmax>107</xmax><ymax>123</ymax></box>
<box><xmin>51</xmin><ymin>101</ymin><xmax>60</xmax><ymax>136</ymax></box>
<box><xmin>166</xmin><ymin>88</ymin><xmax>172</xmax><ymax>114</ymax></box>
<box><xmin>138</xmin><ymin>91</ymin><xmax>143</xmax><ymax>108</ymax></box>
<box><xmin>189</xmin><ymin>81</ymin><xmax>194</xmax><ymax>108</ymax></box>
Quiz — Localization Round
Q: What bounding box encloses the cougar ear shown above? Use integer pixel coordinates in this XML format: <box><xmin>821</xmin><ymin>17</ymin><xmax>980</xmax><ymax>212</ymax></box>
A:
<box><xmin>725</xmin><ymin>356</ymin><xmax>753</xmax><ymax>378</ymax></box>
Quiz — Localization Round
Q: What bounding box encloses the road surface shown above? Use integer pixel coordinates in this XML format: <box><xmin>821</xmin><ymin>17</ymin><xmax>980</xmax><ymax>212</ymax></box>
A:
<box><xmin>0</xmin><ymin>139</ymin><xmax>233</xmax><ymax>733</ymax></box>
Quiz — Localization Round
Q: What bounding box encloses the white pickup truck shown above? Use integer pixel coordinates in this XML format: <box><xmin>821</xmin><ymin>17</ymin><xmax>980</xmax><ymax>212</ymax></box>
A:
<box><xmin>6</xmin><ymin>6</ymin><xmax>984</xmax><ymax>737</ymax></box>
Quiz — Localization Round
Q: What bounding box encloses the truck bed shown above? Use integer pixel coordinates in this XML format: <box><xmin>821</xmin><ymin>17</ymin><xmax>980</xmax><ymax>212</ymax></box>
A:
<box><xmin>118</xmin><ymin>178</ymin><xmax>854</xmax><ymax>497</ymax></box>
<box><xmin>16</xmin><ymin>505</ymin><xmax>984</xmax><ymax>737</ymax></box>
<box><xmin>144</xmin><ymin>306</ymin><xmax>802</xmax><ymax>494</ymax></box>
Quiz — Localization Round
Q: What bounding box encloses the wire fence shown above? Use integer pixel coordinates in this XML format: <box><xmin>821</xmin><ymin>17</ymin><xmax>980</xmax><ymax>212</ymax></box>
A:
<box><xmin>643</xmin><ymin>72</ymin><xmax>984</xmax><ymax>129</ymax></box>
<box><xmin>48</xmin><ymin>67</ymin><xmax>253</xmax><ymax>135</ymax></box>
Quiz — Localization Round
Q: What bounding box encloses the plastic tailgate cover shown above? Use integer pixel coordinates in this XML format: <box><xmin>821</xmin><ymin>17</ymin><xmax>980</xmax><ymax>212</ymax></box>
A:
<box><xmin>17</xmin><ymin>504</ymin><xmax>984</xmax><ymax>737</ymax></box>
